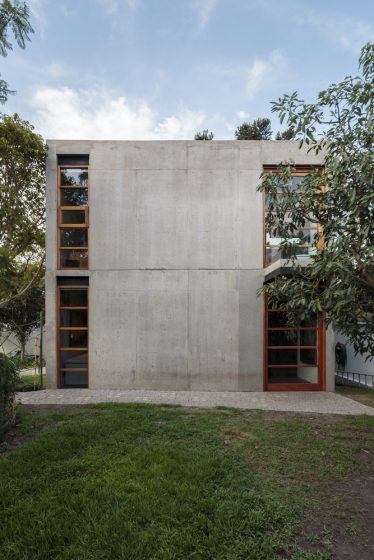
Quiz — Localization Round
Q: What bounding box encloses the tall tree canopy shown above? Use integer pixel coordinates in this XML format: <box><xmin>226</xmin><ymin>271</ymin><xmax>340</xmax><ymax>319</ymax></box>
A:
<box><xmin>258</xmin><ymin>43</ymin><xmax>374</xmax><ymax>356</ymax></box>
<box><xmin>0</xmin><ymin>263</ymin><xmax>44</xmax><ymax>358</ymax></box>
<box><xmin>235</xmin><ymin>118</ymin><xmax>272</xmax><ymax>140</ymax></box>
<box><xmin>0</xmin><ymin>114</ymin><xmax>47</xmax><ymax>307</ymax></box>
<box><xmin>0</xmin><ymin>0</ymin><xmax>33</xmax><ymax>103</ymax></box>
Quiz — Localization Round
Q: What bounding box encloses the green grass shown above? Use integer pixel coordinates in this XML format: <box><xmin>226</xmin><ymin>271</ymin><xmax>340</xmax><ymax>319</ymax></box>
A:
<box><xmin>16</xmin><ymin>373</ymin><xmax>46</xmax><ymax>392</ymax></box>
<box><xmin>0</xmin><ymin>404</ymin><xmax>373</xmax><ymax>560</ymax></box>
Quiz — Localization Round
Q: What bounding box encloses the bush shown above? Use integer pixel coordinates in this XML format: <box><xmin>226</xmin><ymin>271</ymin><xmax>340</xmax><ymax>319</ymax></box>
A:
<box><xmin>0</xmin><ymin>354</ymin><xmax>19</xmax><ymax>440</ymax></box>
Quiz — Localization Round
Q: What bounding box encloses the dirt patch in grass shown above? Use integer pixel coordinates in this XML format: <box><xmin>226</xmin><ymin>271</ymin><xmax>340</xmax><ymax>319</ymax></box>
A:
<box><xmin>297</xmin><ymin>471</ymin><xmax>374</xmax><ymax>559</ymax></box>
<box><xmin>336</xmin><ymin>386</ymin><xmax>374</xmax><ymax>408</ymax></box>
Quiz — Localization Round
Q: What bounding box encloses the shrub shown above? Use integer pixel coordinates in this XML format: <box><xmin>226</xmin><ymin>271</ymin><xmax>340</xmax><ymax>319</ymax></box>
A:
<box><xmin>0</xmin><ymin>353</ymin><xmax>18</xmax><ymax>439</ymax></box>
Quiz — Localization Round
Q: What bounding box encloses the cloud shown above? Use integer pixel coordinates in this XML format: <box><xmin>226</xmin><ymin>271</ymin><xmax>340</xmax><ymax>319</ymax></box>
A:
<box><xmin>236</xmin><ymin>111</ymin><xmax>249</xmax><ymax>119</ymax></box>
<box><xmin>294</xmin><ymin>10</ymin><xmax>374</xmax><ymax>53</ymax></box>
<box><xmin>190</xmin><ymin>0</ymin><xmax>218</xmax><ymax>29</ymax></box>
<box><xmin>97</xmin><ymin>0</ymin><xmax>138</xmax><ymax>15</ymax></box>
<box><xmin>246</xmin><ymin>50</ymin><xmax>286</xmax><ymax>100</ymax></box>
<box><xmin>27</xmin><ymin>0</ymin><xmax>47</xmax><ymax>29</ymax></box>
<box><xmin>31</xmin><ymin>86</ymin><xmax>206</xmax><ymax>139</ymax></box>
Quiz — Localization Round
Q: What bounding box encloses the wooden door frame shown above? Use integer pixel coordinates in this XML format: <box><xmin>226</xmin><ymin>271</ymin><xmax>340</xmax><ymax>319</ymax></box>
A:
<box><xmin>263</xmin><ymin>296</ymin><xmax>326</xmax><ymax>391</ymax></box>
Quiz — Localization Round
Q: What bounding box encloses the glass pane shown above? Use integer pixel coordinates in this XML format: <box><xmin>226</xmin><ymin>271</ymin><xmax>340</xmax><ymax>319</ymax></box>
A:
<box><xmin>60</xmin><ymin>249</ymin><xmax>88</xmax><ymax>269</ymax></box>
<box><xmin>268</xmin><ymin>311</ymin><xmax>317</xmax><ymax>328</ymax></box>
<box><xmin>268</xmin><ymin>367</ymin><xmax>318</xmax><ymax>384</ymax></box>
<box><xmin>60</xmin><ymin>350</ymin><xmax>88</xmax><ymax>369</ymax></box>
<box><xmin>300</xmin><ymin>330</ymin><xmax>318</xmax><ymax>347</ymax></box>
<box><xmin>268</xmin><ymin>348</ymin><xmax>317</xmax><ymax>366</ymax></box>
<box><xmin>60</xmin><ymin>168</ymin><xmax>88</xmax><ymax>186</ymax></box>
<box><xmin>265</xmin><ymin>244</ymin><xmax>316</xmax><ymax>264</ymax></box>
<box><xmin>60</xmin><ymin>229</ymin><xmax>88</xmax><ymax>248</ymax></box>
<box><xmin>266</xmin><ymin>212</ymin><xmax>316</xmax><ymax>228</ymax></box>
<box><xmin>61</xmin><ymin>370</ymin><xmax>88</xmax><ymax>388</ymax></box>
<box><xmin>268</xmin><ymin>330</ymin><xmax>317</xmax><ymax>346</ymax></box>
<box><xmin>61</xmin><ymin>210</ymin><xmax>86</xmax><ymax>225</ymax></box>
<box><xmin>60</xmin><ymin>330</ymin><xmax>88</xmax><ymax>348</ymax></box>
<box><xmin>61</xmin><ymin>188</ymin><xmax>88</xmax><ymax>206</ymax></box>
<box><xmin>60</xmin><ymin>289</ymin><xmax>88</xmax><ymax>307</ymax></box>
<box><xmin>267</xmin><ymin>229</ymin><xmax>318</xmax><ymax>245</ymax></box>
<box><xmin>60</xmin><ymin>309</ymin><xmax>88</xmax><ymax>328</ymax></box>
<box><xmin>290</xmin><ymin>176</ymin><xmax>305</xmax><ymax>191</ymax></box>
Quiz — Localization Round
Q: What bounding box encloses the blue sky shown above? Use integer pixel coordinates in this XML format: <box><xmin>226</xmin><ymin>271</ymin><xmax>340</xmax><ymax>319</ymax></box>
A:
<box><xmin>2</xmin><ymin>0</ymin><xmax>373</xmax><ymax>139</ymax></box>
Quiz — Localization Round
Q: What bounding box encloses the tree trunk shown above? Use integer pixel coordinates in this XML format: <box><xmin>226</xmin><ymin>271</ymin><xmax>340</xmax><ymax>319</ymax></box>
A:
<box><xmin>19</xmin><ymin>336</ymin><xmax>26</xmax><ymax>362</ymax></box>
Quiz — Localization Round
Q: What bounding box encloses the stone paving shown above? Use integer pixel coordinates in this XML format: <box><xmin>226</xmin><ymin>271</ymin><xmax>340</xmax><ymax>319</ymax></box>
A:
<box><xmin>17</xmin><ymin>389</ymin><xmax>374</xmax><ymax>415</ymax></box>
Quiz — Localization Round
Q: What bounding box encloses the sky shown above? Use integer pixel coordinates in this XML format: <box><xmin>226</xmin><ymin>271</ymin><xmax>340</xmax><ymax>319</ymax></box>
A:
<box><xmin>2</xmin><ymin>0</ymin><xmax>373</xmax><ymax>140</ymax></box>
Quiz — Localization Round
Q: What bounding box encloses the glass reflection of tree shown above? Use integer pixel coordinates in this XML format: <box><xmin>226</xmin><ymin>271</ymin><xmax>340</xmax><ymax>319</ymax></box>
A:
<box><xmin>62</xmin><ymin>188</ymin><xmax>88</xmax><ymax>206</ymax></box>
<box><xmin>61</xmin><ymin>170</ymin><xmax>75</xmax><ymax>185</ymax></box>
<box><xmin>78</xmin><ymin>171</ymin><xmax>88</xmax><ymax>185</ymax></box>
<box><xmin>61</xmin><ymin>229</ymin><xmax>87</xmax><ymax>247</ymax></box>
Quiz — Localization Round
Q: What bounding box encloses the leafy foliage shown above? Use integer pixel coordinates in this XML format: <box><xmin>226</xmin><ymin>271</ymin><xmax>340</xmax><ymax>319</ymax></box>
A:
<box><xmin>258</xmin><ymin>43</ymin><xmax>374</xmax><ymax>357</ymax></box>
<box><xmin>0</xmin><ymin>114</ymin><xmax>47</xmax><ymax>308</ymax></box>
<box><xmin>0</xmin><ymin>263</ymin><xmax>44</xmax><ymax>358</ymax></box>
<box><xmin>235</xmin><ymin>118</ymin><xmax>272</xmax><ymax>140</ymax></box>
<box><xmin>194</xmin><ymin>129</ymin><xmax>214</xmax><ymax>140</ymax></box>
<box><xmin>275</xmin><ymin>127</ymin><xmax>295</xmax><ymax>140</ymax></box>
<box><xmin>0</xmin><ymin>352</ymin><xmax>18</xmax><ymax>438</ymax></box>
<box><xmin>0</xmin><ymin>0</ymin><xmax>33</xmax><ymax>103</ymax></box>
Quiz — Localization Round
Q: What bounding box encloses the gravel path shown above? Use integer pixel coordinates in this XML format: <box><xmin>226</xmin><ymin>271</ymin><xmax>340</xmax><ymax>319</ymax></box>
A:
<box><xmin>17</xmin><ymin>389</ymin><xmax>374</xmax><ymax>415</ymax></box>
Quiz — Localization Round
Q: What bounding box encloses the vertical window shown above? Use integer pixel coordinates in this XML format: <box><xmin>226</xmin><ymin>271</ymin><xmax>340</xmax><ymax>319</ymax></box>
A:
<box><xmin>58</xmin><ymin>286</ymin><xmax>89</xmax><ymax>388</ymax></box>
<box><xmin>263</xmin><ymin>167</ymin><xmax>321</xmax><ymax>266</ymax></box>
<box><xmin>58</xmin><ymin>166</ymin><xmax>89</xmax><ymax>269</ymax></box>
<box><xmin>264</xmin><ymin>297</ymin><xmax>325</xmax><ymax>390</ymax></box>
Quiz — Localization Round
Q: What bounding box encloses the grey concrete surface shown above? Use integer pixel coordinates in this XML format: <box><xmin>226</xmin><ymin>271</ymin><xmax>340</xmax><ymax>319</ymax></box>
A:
<box><xmin>46</xmin><ymin>141</ymin><xmax>331</xmax><ymax>392</ymax></box>
<box><xmin>17</xmin><ymin>389</ymin><xmax>374</xmax><ymax>415</ymax></box>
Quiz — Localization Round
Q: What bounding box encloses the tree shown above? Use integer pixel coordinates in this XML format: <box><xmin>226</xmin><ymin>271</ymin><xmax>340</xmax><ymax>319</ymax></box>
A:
<box><xmin>194</xmin><ymin>129</ymin><xmax>214</xmax><ymax>140</ymax></box>
<box><xmin>0</xmin><ymin>264</ymin><xmax>44</xmax><ymax>359</ymax></box>
<box><xmin>0</xmin><ymin>0</ymin><xmax>33</xmax><ymax>103</ymax></box>
<box><xmin>235</xmin><ymin>118</ymin><xmax>272</xmax><ymax>140</ymax></box>
<box><xmin>275</xmin><ymin>127</ymin><xmax>295</xmax><ymax>140</ymax></box>
<box><xmin>258</xmin><ymin>43</ymin><xmax>374</xmax><ymax>356</ymax></box>
<box><xmin>0</xmin><ymin>114</ymin><xmax>47</xmax><ymax>308</ymax></box>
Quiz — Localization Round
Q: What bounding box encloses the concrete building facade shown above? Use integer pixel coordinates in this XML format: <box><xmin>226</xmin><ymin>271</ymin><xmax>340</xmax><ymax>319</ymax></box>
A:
<box><xmin>45</xmin><ymin>140</ymin><xmax>334</xmax><ymax>392</ymax></box>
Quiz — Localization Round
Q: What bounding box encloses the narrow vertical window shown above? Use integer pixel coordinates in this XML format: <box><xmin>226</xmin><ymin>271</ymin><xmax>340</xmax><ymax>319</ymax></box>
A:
<box><xmin>58</xmin><ymin>166</ymin><xmax>89</xmax><ymax>269</ymax></box>
<box><xmin>58</xmin><ymin>286</ymin><xmax>89</xmax><ymax>388</ymax></box>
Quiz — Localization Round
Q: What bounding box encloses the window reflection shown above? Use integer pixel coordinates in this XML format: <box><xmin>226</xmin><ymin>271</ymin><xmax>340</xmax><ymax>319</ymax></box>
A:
<box><xmin>60</xmin><ymin>249</ymin><xmax>88</xmax><ymax>269</ymax></box>
<box><xmin>60</xmin><ymin>168</ymin><xmax>88</xmax><ymax>186</ymax></box>
<box><xmin>61</xmin><ymin>188</ymin><xmax>88</xmax><ymax>206</ymax></box>
<box><xmin>60</xmin><ymin>229</ymin><xmax>88</xmax><ymax>248</ymax></box>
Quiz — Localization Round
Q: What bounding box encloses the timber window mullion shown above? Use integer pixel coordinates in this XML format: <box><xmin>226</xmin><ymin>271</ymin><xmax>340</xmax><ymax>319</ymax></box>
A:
<box><xmin>58</xmin><ymin>286</ymin><xmax>89</xmax><ymax>388</ymax></box>
<box><xmin>58</xmin><ymin>165</ymin><xmax>89</xmax><ymax>270</ymax></box>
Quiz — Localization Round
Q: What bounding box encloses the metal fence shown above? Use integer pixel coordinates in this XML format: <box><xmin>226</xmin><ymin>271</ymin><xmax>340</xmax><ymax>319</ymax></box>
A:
<box><xmin>335</xmin><ymin>370</ymin><xmax>374</xmax><ymax>389</ymax></box>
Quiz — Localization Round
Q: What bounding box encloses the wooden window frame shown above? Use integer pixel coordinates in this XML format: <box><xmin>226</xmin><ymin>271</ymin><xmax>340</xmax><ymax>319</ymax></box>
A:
<box><xmin>262</xmin><ymin>165</ymin><xmax>324</xmax><ymax>268</ymax></box>
<box><xmin>57</xmin><ymin>286</ymin><xmax>89</xmax><ymax>388</ymax></box>
<box><xmin>58</xmin><ymin>165</ymin><xmax>89</xmax><ymax>270</ymax></box>
<box><xmin>263</xmin><ymin>295</ymin><xmax>326</xmax><ymax>391</ymax></box>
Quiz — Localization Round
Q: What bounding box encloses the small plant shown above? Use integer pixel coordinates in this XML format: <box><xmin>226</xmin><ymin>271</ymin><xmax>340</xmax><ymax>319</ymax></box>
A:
<box><xmin>194</xmin><ymin>129</ymin><xmax>214</xmax><ymax>140</ymax></box>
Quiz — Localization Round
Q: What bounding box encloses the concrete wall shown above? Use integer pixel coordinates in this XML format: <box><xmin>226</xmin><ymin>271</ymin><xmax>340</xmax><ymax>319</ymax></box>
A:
<box><xmin>46</xmin><ymin>140</ymin><xmax>333</xmax><ymax>391</ymax></box>
<box><xmin>334</xmin><ymin>333</ymin><xmax>374</xmax><ymax>375</ymax></box>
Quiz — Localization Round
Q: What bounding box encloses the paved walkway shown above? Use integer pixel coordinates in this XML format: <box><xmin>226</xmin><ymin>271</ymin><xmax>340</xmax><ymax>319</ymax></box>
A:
<box><xmin>17</xmin><ymin>389</ymin><xmax>374</xmax><ymax>415</ymax></box>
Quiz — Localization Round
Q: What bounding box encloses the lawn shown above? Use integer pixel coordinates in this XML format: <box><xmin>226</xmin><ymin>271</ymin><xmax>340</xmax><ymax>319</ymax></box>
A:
<box><xmin>0</xmin><ymin>404</ymin><xmax>373</xmax><ymax>560</ymax></box>
<box><xmin>16</xmin><ymin>373</ymin><xmax>46</xmax><ymax>392</ymax></box>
